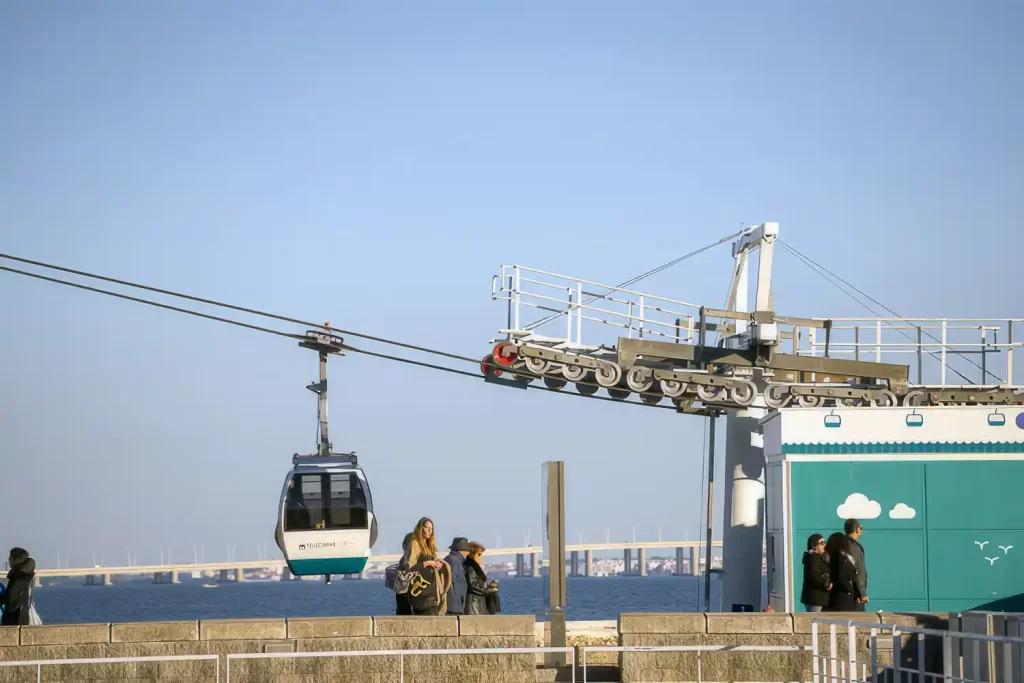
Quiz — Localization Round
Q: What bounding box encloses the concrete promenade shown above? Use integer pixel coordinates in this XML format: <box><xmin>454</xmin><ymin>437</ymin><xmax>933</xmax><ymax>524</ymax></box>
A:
<box><xmin>0</xmin><ymin>611</ymin><xmax>940</xmax><ymax>682</ymax></box>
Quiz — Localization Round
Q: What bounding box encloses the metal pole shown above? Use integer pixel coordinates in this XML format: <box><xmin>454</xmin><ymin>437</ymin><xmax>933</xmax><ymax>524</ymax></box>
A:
<box><xmin>703</xmin><ymin>414</ymin><xmax>717</xmax><ymax>612</ymax></box>
<box><xmin>544</xmin><ymin>461</ymin><xmax>567</xmax><ymax>667</ymax></box>
<box><xmin>318</xmin><ymin>351</ymin><xmax>330</xmax><ymax>455</ymax></box>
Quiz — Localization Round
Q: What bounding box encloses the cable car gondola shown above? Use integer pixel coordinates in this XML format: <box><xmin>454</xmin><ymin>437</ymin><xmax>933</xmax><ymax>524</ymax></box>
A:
<box><xmin>275</xmin><ymin>452</ymin><xmax>377</xmax><ymax>577</ymax></box>
<box><xmin>273</xmin><ymin>329</ymin><xmax>378</xmax><ymax>581</ymax></box>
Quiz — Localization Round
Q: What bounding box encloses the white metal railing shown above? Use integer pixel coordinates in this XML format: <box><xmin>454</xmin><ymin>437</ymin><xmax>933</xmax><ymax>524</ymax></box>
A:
<box><xmin>226</xmin><ymin>646</ymin><xmax>575</xmax><ymax>683</ymax></box>
<box><xmin>0</xmin><ymin>654</ymin><xmax>219</xmax><ymax>683</ymax></box>
<box><xmin>811</xmin><ymin>617</ymin><xmax>1024</xmax><ymax>683</ymax></box>
<box><xmin>491</xmin><ymin>265</ymin><xmax>1022</xmax><ymax>388</ymax></box>
<box><xmin>492</xmin><ymin>265</ymin><xmax>703</xmax><ymax>347</ymax></box>
<box><xmin>581</xmin><ymin>644</ymin><xmax>812</xmax><ymax>683</ymax></box>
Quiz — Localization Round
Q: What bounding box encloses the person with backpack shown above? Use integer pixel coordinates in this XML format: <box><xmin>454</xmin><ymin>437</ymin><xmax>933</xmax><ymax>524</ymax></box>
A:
<box><xmin>396</xmin><ymin>518</ymin><xmax>451</xmax><ymax>615</ymax></box>
<box><xmin>2</xmin><ymin>548</ymin><xmax>36</xmax><ymax>626</ymax></box>
<box><xmin>390</xmin><ymin>533</ymin><xmax>414</xmax><ymax>615</ymax></box>
<box><xmin>443</xmin><ymin>538</ymin><xmax>471</xmax><ymax>616</ymax></box>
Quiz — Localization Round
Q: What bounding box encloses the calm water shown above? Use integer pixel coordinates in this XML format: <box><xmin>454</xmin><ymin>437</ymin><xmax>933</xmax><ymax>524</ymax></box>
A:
<box><xmin>33</xmin><ymin>576</ymin><xmax>746</xmax><ymax>625</ymax></box>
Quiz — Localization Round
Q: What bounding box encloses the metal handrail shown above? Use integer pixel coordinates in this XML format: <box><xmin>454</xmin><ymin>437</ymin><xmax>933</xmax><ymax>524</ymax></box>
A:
<box><xmin>581</xmin><ymin>644</ymin><xmax>813</xmax><ymax>683</ymax></box>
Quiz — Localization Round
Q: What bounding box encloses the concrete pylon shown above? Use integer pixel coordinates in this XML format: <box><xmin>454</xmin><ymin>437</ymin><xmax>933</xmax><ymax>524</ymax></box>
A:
<box><xmin>721</xmin><ymin>402</ymin><xmax>768</xmax><ymax>611</ymax></box>
<box><xmin>531</xmin><ymin>554</ymin><xmax>540</xmax><ymax>578</ymax></box>
<box><xmin>638</xmin><ymin>548</ymin><xmax>647</xmax><ymax>576</ymax></box>
<box><xmin>689</xmin><ymin>547</ymin><xmax>699</xmax><ymax>576</ymax></box>
<box><xmin>622</xmin><ymin>549</ymin><xmax>631</xmax><ymax>576</ymax></box>
<box><xmin>584</xmin><ymin>550</ymin><xmax>593</xmax><ymax>577</ymax></box>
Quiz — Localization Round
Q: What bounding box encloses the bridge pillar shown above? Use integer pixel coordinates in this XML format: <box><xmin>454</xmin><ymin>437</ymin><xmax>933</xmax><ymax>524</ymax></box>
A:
<box><xmin>689</xmin><ymin>547</ymin><xmax>699</xmax><ymax>576</ymax></box>
<box><xmin>569</xmin><ymin>551</ymin><xmax>579</xmax><ymax>577</ymax></box>
<box><xmin>169</xmin><ymin>570</ymin><xmax>179</xmax><ymax>584</ymax></box>
<box><xmin>33</xmin><ymin>576</ymin><xmax>42</xmax><ymax>589</ymax></box>
<box><xmin>622</xmin><ymin>549</ymin><xmax>631</xmax><ymax>576</ymax></box>
<box><xmin>235</xmin><ymin>568</ymin><xmax>246</xmax><ymax>582</ymax></box>
<box><xmin>531</xmin><ymin>553</ymin><xmax>540</xmax><ymax>578</ymax></box>
<box><xmin>103</xmin><ymin>573</ymin><xmax>112</xmax><ymax>586</ymax></box>
<box><xmin>675</xmin><ymin>548</ymin><xmax>685</xmax><ymax>576</ymax></box>
<box><xmin>219</xmin><ymin>569</ymin><xmax>230</xmax><ymax>582</ymax></box>
<box><xmin>584</xmin><ymin>550</ymin><xmax>593</xmax><ymax>577</ymax></box>
<box><xmin>638</xmin><ymin>548</ymin><xmax>647</xmax><ymax>576</ymax></box>
<box><xmin>281</xmin><ymin>568</ymin><xmax>293</xmax><ymax>581</ymax></box>
<box><xmin>515</xmin><ymin>554</ymin><xmax>525</xmax><ymax>577</ymax></box>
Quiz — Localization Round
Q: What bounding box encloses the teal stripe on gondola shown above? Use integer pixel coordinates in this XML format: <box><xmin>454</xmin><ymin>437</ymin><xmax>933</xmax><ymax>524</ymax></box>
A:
<box><xmin>287</xmin><ymin>557</ymin><xmax>369</xmax><ymax>575</ymax></box>
<box><xmin>781</xmin><ymin>442</ymin><xmax>1024</xmax><ymax>454</ymax></box>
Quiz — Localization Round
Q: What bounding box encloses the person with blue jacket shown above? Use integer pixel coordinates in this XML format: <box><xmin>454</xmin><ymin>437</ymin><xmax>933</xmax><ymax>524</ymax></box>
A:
<box><xmin>443</xmin><ymin>538</ymin><xmax>471</xmax><ymax>616</ymax></box>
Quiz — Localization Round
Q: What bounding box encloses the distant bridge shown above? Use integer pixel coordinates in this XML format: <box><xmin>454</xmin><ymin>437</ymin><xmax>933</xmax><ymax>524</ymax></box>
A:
<box><xmin>33</xmin><ymin>540</ymin><xmax>723</xmax><ymax>584</ymax></box>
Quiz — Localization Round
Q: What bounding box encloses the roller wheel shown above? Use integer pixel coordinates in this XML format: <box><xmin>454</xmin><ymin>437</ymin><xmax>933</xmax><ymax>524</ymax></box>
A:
<box><xmin>561</xmin><ymin>364</ymin><xmax>588</xmax><ymax>382</ymax></box>
<box><xmin>575</xmin><ymin>382</ymin><xmax>599</xmax><ymax>396</ymax></box>
<box><xmin>608</xmin><ymin>388</ymin><xmax>630</xmax><ymax>400</ymax></box>
<box><xmin>696</xmin><ymin>384</ymin><xmax>726</xmax><ymax>402</ymax></box>
<box><xmin>594</xmin><ymin>361</ymin><xmax>622</xmax><ymax>388</ymax></box>
<box><xmin>543</xmin><ymin>376</ymin><xmax>567</xmax><ymax>391</ymax></box>
<box><xmin>797</xmin><ymin>394</ymin><xmax>822</xmax><ymax>408</ymax></box>
<box><xmin>523</xmin><ymin>356</ymin><xmax>550</xmax><ymax>375</ymax></box>
<box><xmin>640</xmin><ymin>393</ymin><xmax>663</xmax><ymax>406</ymax></box>
<box><xmin>480</xmin><ymin>354</ymin><xmax>499</xmax><ymax>377</ymax></box>
<box><xmin>729</xmin><ymin>381</ymin><xmax>757</xmax><ymax>406</ymax></box>
<box><xmin>625</xmin><ymin>367</ymin><xmax>655</xmax><ymax>393</ymax></box>
<box><xmin>659</xmin><ymin>379</ymin><xmax>688</xmax><ymax>398</ymax></box>
<box><xmin>902</xmin><ymin>390</ymin><xmax>926</xmax><ymax>407</ymax></box>
<box><xmin>763</xmin><ymin>383</ymin><xmax>791</xmax><ymax>409</ymax></box>
<box><xmin>492</xmin><ymin>342</ymin><xmax>518</xmax><ymax>369</ymax></box>
<box><xmin>871</xmin><ymin>389</ymin><xmax>897</xmax><ymax>407</ymax></box>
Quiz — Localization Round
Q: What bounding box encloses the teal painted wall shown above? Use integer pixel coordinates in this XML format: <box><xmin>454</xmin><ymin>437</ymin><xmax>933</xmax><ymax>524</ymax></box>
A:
<box><xmin>790</xmin><ymin>459</ymin><xmax>1024</xmax><ymax>613</ymax></box>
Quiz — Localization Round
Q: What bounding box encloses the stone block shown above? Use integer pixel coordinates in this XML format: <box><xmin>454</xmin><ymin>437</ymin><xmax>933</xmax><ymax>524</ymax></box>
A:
<box><xmin>111</xmin><ymin>620</ymin><xmax>199</xmax><ymax>642</ymax></box>
<box><xmin>19</xmin><ymin>624</ymin><xmax>110</xmax><ymax>646</ymax></box>
<box><xmin>618</xmin><ymin>613</ymin><xmax>707</xmax><ymax>634</ymax></box>
<box><xmin>793</xmin><ymin>611</ymin><xmax>879</xmax><ymax>634</ymax></box>
<box><xmin>287</xmin><ymin>616</ymin><xmax>373</xmax><ymax>639</ymax></box>
<box><xmin>0</xmin><ymin>629</ymin><xmax>18</xmax><ymax>648</ymax></box>
<box><xmin>199</xmin><ymin>618</ymin><xmax>287</xmax><ymax>641</ymax></box>
<box><xmin>706</xmin><ymin>612</ymin><xmax>794</xmax><ymax>634</ymax></box>
<box><xmin>458</xmin><ymin>615</ymin><xmax>534</xmax><ymax>636</ymax></box>
<box><xmin>373</xmin><ymin>616</ymin><xmax>458</xmax><ymax>637</ymax></box>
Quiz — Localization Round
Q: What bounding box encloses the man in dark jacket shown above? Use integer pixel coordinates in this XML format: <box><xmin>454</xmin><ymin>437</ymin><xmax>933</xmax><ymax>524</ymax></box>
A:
<box><xmin>844</xmin><ymin>518</ymin><xmax>868</xmax><ymax>609</ymax></box>
<box><xmin>443</xmin><ymin>538</ymin><xmax>471</xmax><ymax>616</ymax></box>
<box><xmin>2</xmin><ymin>548</ymin><xmax>35</xmax><ymax>626</ymax></box>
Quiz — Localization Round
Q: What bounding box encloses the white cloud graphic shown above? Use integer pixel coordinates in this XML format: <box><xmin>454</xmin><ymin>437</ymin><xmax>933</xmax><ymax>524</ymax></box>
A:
<box><xmin>888</xmin><ymin>503</ymin><xmax>917</xmax><ymax>520</ymax></box>
<box><xmin>836</xmin><ymin>493</ymin><xmax>881</xmax><ymax>519</ymax></box>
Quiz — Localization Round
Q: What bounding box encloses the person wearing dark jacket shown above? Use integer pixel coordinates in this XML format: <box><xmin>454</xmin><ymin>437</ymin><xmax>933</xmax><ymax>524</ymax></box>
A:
<box><xmin>2</xmin><ymin>548</ymin><xmax>35</xmax><ymax>626</ymax></box>
<box><xmin>464</xmin><ymin>542</ymin><xmax>497</xmax><ymax>615</ymax></box>
<box><xmin>443</xmin><ymin>538</ymin><xmax>471</xmax><ymax>616</ymax></box>
<box><xmin>395</xmin><ymin>533</ymin><xmax>414</xmax><ymax>615</ymax></box>
<box><xmin>824</xmin><ymin>532</ymin><xmax>862</xmax><ymax>611</ymax></box>
<box><xmin>800</xmin><ymin>534</ymin><xmax>830</xmax><ymax>612</ymax></box>
<box><xmin>844</xmin><ymin>518</ymin><xmax>868</xmax><ymax>608</ymax></box>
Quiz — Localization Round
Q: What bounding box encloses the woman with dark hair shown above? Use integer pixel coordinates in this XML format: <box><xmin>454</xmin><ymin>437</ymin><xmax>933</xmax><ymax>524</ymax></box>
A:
<box><xmin>800</xmin><ymin>534</ymin><xmax>830</xmax><ymax>612</ymax></box>
<box><xmin>824</xmin><ymin>532</ymin><xmax>862</xmax><ymax>611</ymax></box>
<box><xmin>464</xmin><ymin>542</ymin><xmax>499</xmax><ymax>615</ymax></box>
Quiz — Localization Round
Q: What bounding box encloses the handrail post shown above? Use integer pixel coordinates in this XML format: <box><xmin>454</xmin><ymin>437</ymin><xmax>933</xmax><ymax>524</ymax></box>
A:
<box><xmin>893</xmin><ymin>631</ymin><xmax>902</xmax><ymax>683</ymax></box>
<box><xmin>848</xmin><ymin>624</ymin><xmax>856</xmax><ymax>683</ymax></box>
<box><xmin>639</xmin><ymin>295</ymin><xmax>645</xmax><ymax>339</ymax></box>
<box><xmin>940</xmin><ymin>319</ymin><xmax>948</xmax><ymax>385</ymax></box>
<box><xmin>831</xmin><ymin>624</ymin><xmax>839</xmax><ymax>683</ymax></box>
<box><xmin>813</xmin><ymin>623</ymin><xmax>820</xmax><ymax>683</ymax></box>
<box><xmin>575</xmin><ymin>280</ymin><xmax>582</xmax><ymax>346</ymax></box>
<box><xmin>870</xmin><ymin>634</ymin><xmax>878</xmax><ymax>683</ymax></box>
<box><xmin>1008</xmin><ymin>320</ymin><xmax>1014</xmax><ymax>385</ymax></box>
<box><xmin>513</xmin><ymin>266</ymin><xmax>521</xmax><ymax>330</ymax></box>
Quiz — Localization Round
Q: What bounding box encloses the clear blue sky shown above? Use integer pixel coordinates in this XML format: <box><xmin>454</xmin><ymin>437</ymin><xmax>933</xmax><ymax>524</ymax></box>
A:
<box><xmin>1</xmin><ymin>1</ymin><xmax>1021</xmax><ymax>568</ymax></box>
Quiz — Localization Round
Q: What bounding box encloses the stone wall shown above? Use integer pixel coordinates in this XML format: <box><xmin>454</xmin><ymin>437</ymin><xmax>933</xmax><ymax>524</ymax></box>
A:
<box><xmin>618</xmin><ymin>612</ymin><xmax>950</xmax><ymax>683</ymax></box>
<box><xmin>0</xmin><ymin>612</ymin><xmax>953</xmax><ymax>682</ymax></box>
<box><xmin>0</xmin><ymin>615</ymin><xmax>536</xmax><ymax>683</ymax></box>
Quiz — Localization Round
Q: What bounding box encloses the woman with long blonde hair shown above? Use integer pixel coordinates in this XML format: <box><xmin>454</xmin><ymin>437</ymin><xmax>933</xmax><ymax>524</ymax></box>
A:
<box><xmin>399</xmin><ymin>517</ymin><xmax>450</xmax><ymax>615</ymax></box>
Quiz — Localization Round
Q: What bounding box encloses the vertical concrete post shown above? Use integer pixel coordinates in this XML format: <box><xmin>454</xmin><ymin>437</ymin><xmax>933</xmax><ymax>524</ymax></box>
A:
<box><xmin>515</xmin><ymin>554</ymin><xmax>525</xmax><ymax>577</ymax></box>
<box><xmin>675</xmin><ymin>548</ymin><xmax>686</xmax><ymax>576</ymax></box>
<box><xmin>623</xmin><ymin>549</ymin><xmax>631</xmax><ymax>576</ymax></box>
<box><xmin>531</xmin><ymin>553</ymin><xmax>540</xmax><ymax>578</ymax></box>
<box><xmin>570</xmin><ymin>550</ymin><xmax>579</xmax><ymax>577</ymax></box>
<box><xmin>236</xmin><ymin>568</ymin><xmax>246</xmax><ymax>582</ymax></box>
<box><xmin>722</xmin><ymin>402</ymin><xmax>768</xmax><ymax>612</ymax></box>
<box><xmin>689</xmin><ymin>547</ymin><xmax>699</xmax><ymax>576</ymax></box>
<box><xmin>32</xmin><ymin>575</ymin><xmax>42</xmax><ymax>589</ymax></box>
<box><xmin>103</xmin><ymin>573</ymin><xmax>113</xmax><ymax>586</ymax></box>
<box><xmin>639</xmin><ymin>548</ymin><xmax>647</xmax><ymax>577</ymax></box>
<box><xmin>169</xmin><ymin>570</ymin><xmax>179</xmax><ymax>584</ymax></box>
<box><xmin>584</xmin><ymin>550</ymin><xmax>593</xmax><ymax>577</ymax></box>
<box><xmin>281</xmin><ymin>568</ymin><xmax>293</xmax><ymax>581</ymax></box>
<box><xmin>219</xmin><ymin>569</ymin><xmax>230</xmax><ymax>582</ymax></box>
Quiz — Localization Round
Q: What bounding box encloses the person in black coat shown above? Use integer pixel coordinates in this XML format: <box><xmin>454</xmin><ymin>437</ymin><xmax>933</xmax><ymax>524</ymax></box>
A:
<box><xmin>395</xmin><ymin>533</ymin><xmax>414</xmax><ymax>615</ymax></box>
<box><xmin>464</xmin><ymin>542</ymin><xmax>498</xmax><ymax>615</ymax></box>
<box><xmin>2</xmin><ymin>548</ymin><xmax>35</xmax><ymax>626</ymax></box>
<box><xmin>824</xmin><ymin>532</ymin><xmax>862</xmax><ymax>612</ymax></box>
<box><xmin>800</xmin><ymin>534</ymin><xmax>830</xmax><ymax>612</ymax></box>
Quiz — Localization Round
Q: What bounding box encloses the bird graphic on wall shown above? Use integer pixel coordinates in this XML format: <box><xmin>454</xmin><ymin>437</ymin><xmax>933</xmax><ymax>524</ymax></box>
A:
<box><xmin>975</xmin><ymin>541</ymin><xmax>989</xmax><ymax>549</ymax></box>
<box><xmin>999</xmin><ymin>545</ymin><xmax>1013</xmax><ymax>554</ymax></box>
<box><xmin>984</xmin><ymin>557</ymin><xmax>1000</xmax><ymax>565</ymax></box>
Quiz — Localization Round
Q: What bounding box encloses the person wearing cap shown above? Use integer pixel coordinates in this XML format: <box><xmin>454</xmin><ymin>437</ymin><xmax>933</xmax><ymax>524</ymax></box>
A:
<box><xmin>443</xmin><ymin>537</ymin><xmax>471</xmax><ymax>616</ymax></box>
